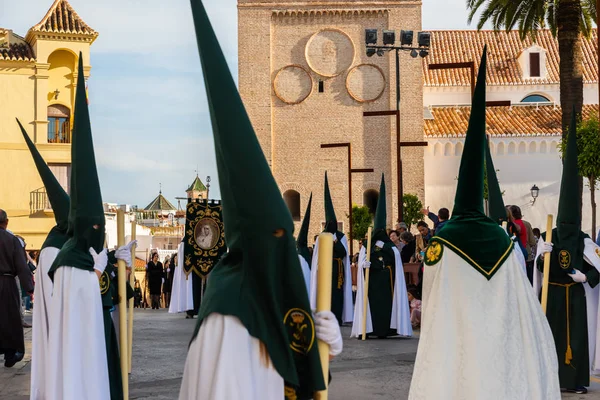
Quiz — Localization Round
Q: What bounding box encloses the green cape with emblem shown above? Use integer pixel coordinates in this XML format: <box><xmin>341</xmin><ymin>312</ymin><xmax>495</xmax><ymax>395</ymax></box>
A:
<box><xmin>50</xmin><ymin>54</ymin><xmax>105</xmax><ymax>278</ymax></box>
<box><xmin>485</xmin><ymin>137</ymin><xmax>506</xmax><ymax>224</ymax></box>
<box><xmin>189</xmin><ymin>0</ymin><xmax>325</xmax><ymax>393</ymax></box>
<box><xmin>17</xmin><ymin>119</ymin><xmax>70</xmax><ymax>250</ymax></box>
<box><xmin>297</xmin><ymin>193</ymin><xmax>313</xmax><ymax>266</ymax></box>
<box><xmin>428</xmin><ymin>47</ymin><xmax>513</xmax><ymax>280</ymax></box>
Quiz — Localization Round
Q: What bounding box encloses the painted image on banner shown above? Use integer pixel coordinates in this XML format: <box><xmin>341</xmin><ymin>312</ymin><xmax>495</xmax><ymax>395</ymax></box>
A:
<box><xmin>194</xmin><ymin>218</ymin><xmax>219</xmax><ymax>250</ymax></box>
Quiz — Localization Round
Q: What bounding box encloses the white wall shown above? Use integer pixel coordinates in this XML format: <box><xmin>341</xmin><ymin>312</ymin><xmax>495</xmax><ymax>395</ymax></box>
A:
<box><xmin>424</xmin><ymin>83</ymin><xmax>598</xmax><ymax>107</ymax></box>
<box><xmin>425</xmin><ymin>136</ymin><xmax>600</xmax><ymax>236</ymax></box>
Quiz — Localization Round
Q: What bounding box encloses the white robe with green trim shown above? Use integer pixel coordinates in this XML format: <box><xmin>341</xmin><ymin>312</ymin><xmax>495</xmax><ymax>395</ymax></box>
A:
<box><xmin>409</xmin><ymin>248</ymin><xmax>560</xmax><ymax>400</ymax></box>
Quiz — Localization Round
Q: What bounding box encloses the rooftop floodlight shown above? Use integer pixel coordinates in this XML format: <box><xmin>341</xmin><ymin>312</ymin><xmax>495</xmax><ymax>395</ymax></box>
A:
<box><xmin>366</xmin><ymin>48</ymin><xmax>376</xmax><ymax>57</ymax></box>
<box><xmin>418</xmin><ymin>31</ymin><xmax>431</xmax><ymax>48</ymax></box>
<box><xmin>419</xmin><ymin>49</ymin><xmax>429</xmax><ymax>58</ymax></box>
<box><xmin>400</xmin><ymin>30</ymin><xmax>414</xmax><ymax>46</ymax></box>
<box><xmin>382</xmin><ymin>30</ymin><xmax>396</xmax><ymax>45</ymax></box>
<box><xmin>410</xmin><ymin>49</ymin><xmax>418</xmax><ymax>58</ymax></box>
<box><xmin>365</xmin><ymin>29</ymin><xmax>378</xmax><ymax>45</ymax></box>
<box><xmin>376</xmin><ymin>48</ymin><xmax>385</xmax><ymax>57</ymax></box>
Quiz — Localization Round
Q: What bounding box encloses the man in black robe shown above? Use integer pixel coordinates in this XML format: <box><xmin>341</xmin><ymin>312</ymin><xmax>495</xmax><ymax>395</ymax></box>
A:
<box><xmin>0</xmin><ymin>209</ymin><xmax>34</xmax><ymax>367</ymax></box>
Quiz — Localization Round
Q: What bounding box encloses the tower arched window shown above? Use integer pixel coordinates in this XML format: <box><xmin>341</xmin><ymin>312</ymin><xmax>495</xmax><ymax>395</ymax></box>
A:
<box><xmin>521</xmin><ymin>94</ymin><xmax>550</xmax><ymax>103</ymax></box>
<box><xmin>47</xmin><ymin>105</ymin><xmax>71</xmax><ymax>143</ymax></box>
<box><xmin>363</xmin><ymin>190</ymin><xmax>379</xmax><ymax>215</ymax></box>
<box><xmin>283</xmin><ymin>190</ymin><xmax>301</xmax><ymax>221</ymax></box>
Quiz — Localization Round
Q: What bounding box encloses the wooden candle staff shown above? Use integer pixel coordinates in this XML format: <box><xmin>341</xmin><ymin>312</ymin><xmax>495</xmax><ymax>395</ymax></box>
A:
<box><xmin>116</xmin><ymin>210</ymin><xmax>129</xmax><ymax>399</ymax></box>
<box><xmin>361</xmin><ymin>227</ymin><xmax>373</xmax><ymax>341</ymax></box>
<box><xmin>315</xmin><ymin>232</ymin><xmax>333</xmax><ymax>400</ymax></box>
<box><xmin>541</xmin><ymin>215</ymin><xmax>554</xmax><ymax>314</ymax></box>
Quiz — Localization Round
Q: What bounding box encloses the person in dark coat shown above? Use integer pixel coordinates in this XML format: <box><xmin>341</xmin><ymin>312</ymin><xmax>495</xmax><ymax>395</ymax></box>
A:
<box><xmin>162</xmin><ymin>256</ymin><xmax>173</xmax><ymax>308</ymax></box>
<box><xmin>0</xmin><ymin>209</ymin><xmax>34</xmax><ymax>367</ymax></box>
<box><xmin>146</xmin><ymin>253</ymin><xmax>164</xmax><ymax>309</ymax></box>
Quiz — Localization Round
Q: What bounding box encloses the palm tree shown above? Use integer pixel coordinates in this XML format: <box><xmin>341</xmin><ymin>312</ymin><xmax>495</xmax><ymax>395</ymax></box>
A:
<box><xmin>466</xmin><ymin>0</ymin><xmax>596</xmax><ymax>135</ymax></box>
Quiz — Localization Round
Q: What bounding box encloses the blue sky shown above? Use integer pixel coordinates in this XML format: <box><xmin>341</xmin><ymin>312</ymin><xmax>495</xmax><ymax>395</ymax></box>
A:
<box><xmin>0</xmin><ymin>0</ymin><xmax>480</xmax><ymax>209</ymax></box>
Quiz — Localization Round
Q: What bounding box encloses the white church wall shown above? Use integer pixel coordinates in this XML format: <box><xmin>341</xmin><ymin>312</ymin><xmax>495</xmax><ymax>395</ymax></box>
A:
<box><xmin>425</xmin><ymin>136</ymin><xmax>600</xmax><ymax>236</ymax></box>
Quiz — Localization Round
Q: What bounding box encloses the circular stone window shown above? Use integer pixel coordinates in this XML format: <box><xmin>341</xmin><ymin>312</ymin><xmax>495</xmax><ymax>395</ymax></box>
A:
<box><xmin>346</xmin><ymin>64</ymin><xmax>386</xmax><ymax>103</ymax></box>
<box><xmin>273</xmin><ymin>65</ymin><xmax>313</xmax><ymax>105</ymax></box>
<box><xmin>305</xmin><ymin>29</ymin><xmax>355</xmax><ymax>77</ymax></box>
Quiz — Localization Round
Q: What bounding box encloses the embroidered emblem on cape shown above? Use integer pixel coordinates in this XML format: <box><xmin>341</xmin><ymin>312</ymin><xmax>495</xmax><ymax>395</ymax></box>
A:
<box><xmin>99</xmin><ymin>271</ymin><xmax>110</xmax><ymax>295</ymax></box>
<box><xmin>559</xmin><ymin>250</ymin><xmax>571</xmax><ymax>270</ymax></box>
<box><xmin>595</xmin><ymin>247</ymin><xmax>600</xmax><ymax>259</ymax></box>
<box><xmin>284</xmin><ymin>308</ymin><xmax>315</xmax><ymax>355</ymax></box>
<box><xmin>424</xmin><ymin>241</ymin><xmax>443</xmax><ymax>266</ymax></box>
<box><xmin>284</xmin><ymin>386</ymin><xmax>298</xmax><ymax>400</ymax></box>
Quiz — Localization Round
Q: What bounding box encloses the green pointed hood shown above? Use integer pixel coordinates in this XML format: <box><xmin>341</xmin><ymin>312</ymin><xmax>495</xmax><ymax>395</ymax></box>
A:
<box><xmin>485</xmin><ymin>137</ymin><xmax>506</xmax><ymax>224</ymax></box>
<box><xmin>17</xmin><ymin>119</ymin><xmax>70</xmax><ymax>250</ymax></box>
<box><xmin>323</xmin><ymin>172</ymin><xmax>338</xmax><ymax>233</ymax></box>
<box><xmin>297</xmin><ymin>193</ymin><xmax>312</xmax><ymax>265</ymax></box>
<box><xmin>431</xmin><ymin>47</ymin><xmax>513</xmax><ymax>280</ymax></box>
<box><xmin>189</xmin><ymin>0</ymin><xmax>324</xmax><ymax>392</ymax></box>
<box><xmin>372</xmin><ymin>174</ymin><xmax>391</xmax><ymax>243</ymax></box>
<box><xmin>552</xmin><ymin>109</ymin><xmax>585</xmax><ymax>272</ymax></box>
<box><xmin>51</xmin><ymin>54</ymin><xmax>105</xmax><ymax>276</ymax></box>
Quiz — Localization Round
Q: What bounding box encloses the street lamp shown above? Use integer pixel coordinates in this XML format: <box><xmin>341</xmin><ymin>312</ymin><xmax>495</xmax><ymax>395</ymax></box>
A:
<box><xmin>530</xmin><ymin>185</ymin><xmax>540</xmax><ymax>205</ymax></box>
<box><xmin>363</xmin><ymin>28</ymin><xmax>431</xmax><ymax>222</ymax></box>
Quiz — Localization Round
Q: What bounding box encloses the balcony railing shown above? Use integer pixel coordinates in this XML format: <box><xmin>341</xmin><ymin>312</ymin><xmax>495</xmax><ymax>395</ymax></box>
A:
<box><xmin>30</xmin><ymin>187</ymin><xmax>50</xmax><ymax>214</ymax></box>
<box><xmin>48</xmin><ymin>120</ymin><xmax>71</xmax><ymax>144</ymax></box>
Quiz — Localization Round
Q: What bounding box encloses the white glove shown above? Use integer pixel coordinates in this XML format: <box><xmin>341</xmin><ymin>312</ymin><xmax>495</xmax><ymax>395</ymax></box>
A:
<box><xmin>89</xmin><ymin>248</ymin><xmax>108</xmax><ymax>274</ymax></box>
<box><xmin>568</xmin><ymin>269</ymin><xmax>588</xmax><ymax>283</ymax></box>
<box><xmin>162</xmin><ymin>278</ymin><xmax>165</xmax><ymax>284</ymax></box>
<box><xmin>540</xmin><ymin>241</ymin><xmax>553</xmax><ymax>254</ymax></box>
<box><xmin>375</xmin><ymin>240</ymin><xmax>384</xmax><ymax>249</ymax></box>
<box><xmin>363</xmin><ymin>261</ymin><xmax>371</xmax><ymax>269</ymax></box>
<box><xmin>314</xmin><ymin>311</ymin><xmax>343</xmax><ymax>356</ymax></box>
<box><xmin>167</xmin><ymin>268</ymin><xmax>170</xmax><ymax>273</ymax></box>
<box><xmin>115</xmin><ymin>240</ymin><xmax>137</xmax><ymax>267</ymax></box>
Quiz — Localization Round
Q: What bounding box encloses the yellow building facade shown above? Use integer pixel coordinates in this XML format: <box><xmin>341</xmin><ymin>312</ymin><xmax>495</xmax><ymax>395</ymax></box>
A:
<box><xmin>0</xmin><ymin>0</ymin><xmax>97</xmax><ymax>249</ymax></box>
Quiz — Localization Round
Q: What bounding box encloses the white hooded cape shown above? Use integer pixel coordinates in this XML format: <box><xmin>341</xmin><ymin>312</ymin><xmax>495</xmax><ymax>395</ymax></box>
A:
<box><xmin>169</xmin><ymin>242</ymin><xmax>194</xmax><ymax>313</ymax></box>
<box><xmin>30</xmin><ymin>247</ymin><xmax>59</xmax><ymax>400</ymax></box>
<box><xmin>179</xmin><ymin>313</ymin><xmax>283</xmax><ymax>399</ymax></box>
<box><xmin>309</xmin><ymin>234</ymin><xmax>353</xmax><ymax>323</ymax></box>
<box><xmin>46</xmin><ymin>266</ymin><xmax>110</xmax><ymax>400</ymax></box>
<box><xmin>350</xmin><ymin>246</ymin><xmax>412</xmax><ymax>338</ymax></box>
<box><xmin>409</xmin><ymin>248</ymin><xmax>560</xmax><ymax>400</ymax></box>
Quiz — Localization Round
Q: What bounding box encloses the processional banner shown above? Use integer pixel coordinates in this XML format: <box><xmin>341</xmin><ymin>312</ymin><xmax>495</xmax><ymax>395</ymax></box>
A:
<box><xmin>184</xmin><ymin>200</ymin><xmax>226</xmax><ymax>278</ymax></box>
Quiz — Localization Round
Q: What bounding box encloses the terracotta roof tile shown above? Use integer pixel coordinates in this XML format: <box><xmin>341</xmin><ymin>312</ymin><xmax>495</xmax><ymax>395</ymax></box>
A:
<box><xmin>30</xmin><ymin>0</ymin><xmax>97</xmax><ymax>36</ymax></box>
<box><xmin>424</xmin><ymin>104</ymin><xmax>599</xmax><ymax>137</ymax></box>
<box><xmin>0</xmin><ymin>30</ymin><xmax>35</xmax><ymax>62</ymax></box>
<box><xmin>423</xmin><ymin>30</ymin><xmax>598</xmax><ymax>86</ymax></box>
<box><xmin>0</xmin><ymin>42</ymin><xmax>35</xmax><ymax>62</ymax></box>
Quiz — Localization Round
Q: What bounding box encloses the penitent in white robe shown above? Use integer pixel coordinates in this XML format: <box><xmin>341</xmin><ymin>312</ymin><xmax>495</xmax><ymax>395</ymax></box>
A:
<box><xmin>46</xmin><ymin>266</ymin><xmax>109</xmax><ymax>400</ymax></box>
<box><xmin>309</xmin><ymin>234</ymin><xmax>353</xmax><ymax>323</ymax></box>
<box><xmin>298</xmin><ymin>255</ymin><xmax>311</xmax><ymax>295</ymax></box>
<box><xmin>179</xmin><ymin>313</ymin><xmax>284</xmax><ymax>400</ymax></box>
<box><xmin>169</xmin><ymin>242</ymin><xmax>194</xmax><ymax>314</ymax></box>
<box><xmin>351</xmin><ymin>246</ymin><xmax>412</xmax><ymax>338</ymax></box>
<box><xmin>409</xmin><ymin>248</ymin><xmax>560</xmax><ymax>400</ymax></box>
<box><xmin>30</xmin><ymin>247</ymin><xmax>59</xmax><ymax>400</ymax></box>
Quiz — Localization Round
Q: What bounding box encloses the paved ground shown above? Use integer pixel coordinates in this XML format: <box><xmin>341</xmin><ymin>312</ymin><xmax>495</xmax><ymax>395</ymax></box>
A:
<box><xmin>2</xmin><ymin>309</ymin><xmax>600</xmax><ymax>399</ymax></box>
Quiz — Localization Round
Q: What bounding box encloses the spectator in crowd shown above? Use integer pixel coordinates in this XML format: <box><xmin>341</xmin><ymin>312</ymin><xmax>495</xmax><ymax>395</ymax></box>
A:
<box><xmin>509</xmin><ymin>205</ymin><xmax>528</xmax><ymax>250</ymax></box>
<box><xmin>421</xmin><ymin>207</ymin><xmax>450</xmax><ymax>234</ymax></box>
<box><xmin>400</xmin><ymin>231</ymin><xmax>416</xmax><ymax>264</ymax></box>
<box><xmin>407</xmin><ymin>286</ymin><xmax>421</xmax><ymax>329</ymax></box>
<box><xmin>597</xmin><ymin>228</ymin><xmax>600</xmax><ymax>247</ymax></box>
<box><xmin>162</xmin><ymin>256</ymin><xmax>172</xmax><ymax>309</ymax></box>
<box><xmin>395</xmin><ymin>222</ymin><xmax>408</xmax><ymax>234</ymax></box>
<box><xmin>520</xmin><ymin>216</ymin><xmax>537</xmax><ymax>285</ymax></box>
<box><xmin>146</xmin><ymin>252</ymin><xmax>164</xmax><ymax>310</ymax></box>
<box><xmin>15</xmin><ymin>235</ymin><xmax>33</xmax><ymax>326</ymax></box>
<box><xmin>414</xmin><ymin>221</ymin><xmax>432</xmax><ymax>263</ymax></box>
<box><xmin>505</xmin><ymin>207</ymin><xmax>528</xmax><ymax>260</ymax></box>
<box><xmin>133</xmin><ymin>280</ymin><xmax>142</xmax><ymax>308</ymax></box>
<box><xmin>389</xmin><ymin>230</ymin><xmax>404</xmax><ymax>251</ymax></box>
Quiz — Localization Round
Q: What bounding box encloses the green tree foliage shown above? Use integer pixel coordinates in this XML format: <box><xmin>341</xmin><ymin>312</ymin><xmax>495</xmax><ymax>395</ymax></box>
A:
<box><xmin>560</xmin><ymin>115</ymin><xmax>600</xmax><ymax>240</ymax></box>
<box><xmin>403</xmin><ymin>194</ymin><xmax>423</xmax><ymax>231</ymax></box>
<box><xmin>350</xmin><ymin>205</ymin><xmax>373</xmax><ymax>241</ymax></box>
